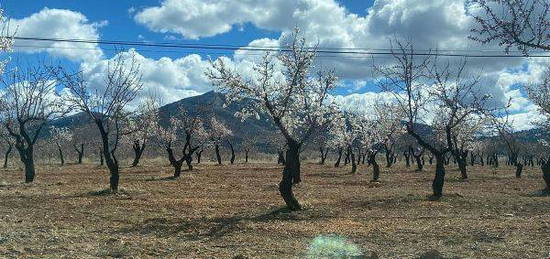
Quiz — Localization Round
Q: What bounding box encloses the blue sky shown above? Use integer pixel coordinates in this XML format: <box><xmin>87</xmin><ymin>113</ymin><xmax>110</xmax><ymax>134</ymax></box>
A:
<box><xmin>2</xmin><ymin>0</ymin><xmax>545</xmax><ymax>129</ymax></box>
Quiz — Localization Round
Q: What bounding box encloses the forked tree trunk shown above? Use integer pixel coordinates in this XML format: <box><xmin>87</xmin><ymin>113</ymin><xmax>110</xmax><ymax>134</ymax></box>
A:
<box><xmin>334</xmin><ymin>147</ymin><xmax>343</xmax><ymax>167</ymax></box>
<box><xmin>319</xmin><ymin>147</ymin><xmax>327</xmax><ymax>165</ymax></box>
<box><xmin>131</xmin><ymin>141</ymin><xmax>146</xmax><ymax>167</ymax></box>
<box><xmin>279</xmin><ymin>141</ymin><xmax>301</xmax><ymax>211</ymax></box>
<box><xmin>74</xmin><ymin>143</ymin><xmax>84</xmax><ymax>164</ymax></box>
<box><xmin>3</xmin><ymin>144</ymin><xmax>12</xmax><ymax>168</ymax></box>
<box><xmin>167</xmin><ymin>147</ymin><xmax>184</xmax><ymax>178</ymax></box>
<box><xmin>385</xmin><ymin>150</ymin><xmax>394</xmax><ymax>167</ymax></box>
<box><xmin>215</xmin><ymin>144</ymin><xmax>222</xmax><ymax>165</ymax></box>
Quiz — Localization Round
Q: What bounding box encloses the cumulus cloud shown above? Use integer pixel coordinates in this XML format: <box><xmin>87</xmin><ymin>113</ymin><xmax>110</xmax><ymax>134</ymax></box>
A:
<box><xmin>10</xmin><ymin>8</ymin><xmax>105</xmax><ymax>62</ymax></box>
<box><xmin>80</xmin><ymin>49</ymin><xmax>211</xmax><ymax>106</ymax></box>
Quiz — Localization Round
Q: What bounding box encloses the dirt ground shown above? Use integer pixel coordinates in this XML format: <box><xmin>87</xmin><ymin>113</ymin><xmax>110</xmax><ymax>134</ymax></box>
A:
<box><xmin>0</xmin><ymin>161</ymin><xmax>549</xmax><ymax>258</ymax></box>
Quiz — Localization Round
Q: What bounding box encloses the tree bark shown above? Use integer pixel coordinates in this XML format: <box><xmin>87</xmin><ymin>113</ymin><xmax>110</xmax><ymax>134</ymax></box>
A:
<box><xmin>349</xmin><ymin>146</ymin><xmax>357</xmax><ymax>174</ymax></box>
<box><xmin>167</xmin><ymin>147</ymin><xmax>184</xmax><ymax>178</ymax></box>
<box><xmin>432</xmin><ymin>153</ymin><xmax>446</xmax><ymax>199</ymax></box>
<box><xmin>515</xmin><ymin>163</ymin><xmax>523</xmax><ymax>178</ymax></box>
<box><xmin>99</xmin><ymin>149</ymin><xmax>104</xmax><ymax>166</ymax></box>
<box><xmin>196</xmin><ymin>149</ymin><xmax>203</xmax><ymax>164</ymax></box>
<box><xmin>277</xmin><ymin>150</ymin><xmax>286</xmax><ymax>165</ymax></box>
<box><xmin>404</xmin><ymin>152</ymin><xmax>411</xmax><ymax>167</ymax></box>
<box><xmin>245</xmin><ymin>150</ymin><xmax>249</xmax><ymax>163</ymax></box>
<box><xmin>319</xmin><ymin>147</ymin><xmax>327</xmax><ymax>165</ymax></box>
<box><xmin>74</xmin><ymin>143</ymin><xmax>84</xmax><ymax>164</ymax></box>
<box><xmin>458</xmin><ymin>158</ymin><xmax>468</xmax><ymax>179</ymax></box>
<box><xmin>279</xmin><ymin>141</ymin><xmax>301</xmax><ymax>211</ymax></box>
<box><xmin>215</xmin><ymin>144</ymin><xmax>222</xmax><ymax>165</ymax></box>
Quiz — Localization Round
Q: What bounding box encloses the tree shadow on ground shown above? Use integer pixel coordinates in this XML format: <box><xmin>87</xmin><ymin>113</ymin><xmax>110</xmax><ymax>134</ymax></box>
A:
<box><xmin>116</xmin><ymin>207</ymin><xmax>334</xmax><ymax>241</ymax></box>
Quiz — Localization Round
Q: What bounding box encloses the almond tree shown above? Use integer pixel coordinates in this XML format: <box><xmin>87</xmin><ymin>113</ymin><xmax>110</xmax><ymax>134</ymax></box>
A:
<box><xmin>0</xmin><ymin>64</ymin><xmax>64</xmax><ymax>183</ymax></box>
<box><xmin>60</xmin><ymin>51</ymin><xmax>142</xmax><ymax>192</ymax></box>
<box><xmin>0</xmin><ymin>127</ymin><xmax>13</xmax><ymax>168</ymax></box>
<box><xmin>207</xmin><ymin>29</ymin><xmax>338</xmax><ymax>210</ymax></box>
<box><xmin>0</xmin><ymin>7</ymin><xmax>14</xmax><ymax>74</ymax></box>
<box><xmin>526</xmin><ymin>65</ymin><xmax>550</xmax><ymax>189</ymax></box>
<box><xmin>157</xmin><ymin>109</ymin><xmax>208</xmax><ymax>177</ymax></box>
<box><xmin>241</xmin><ymin>135</ymin><xmax>259</xmax><ymax>163</ymax></box>
<box><xmin>373</xmin><ymin>102</ymin><xmax>406</xmax><ymax>168</ymax></box>
<box><xmin>328</xmin><ymin>111</ymin><xmax>360</xmax><ymax>174</ymax></box>
<box><xmin>376</xmin><ymin>40</ymin><xmax>497</xmax><ymax>198</ymax></box>
<box><xmin>50</xmin><ymin>126</ymin><xmax>72</xmax><ymax>166</ymax></box>
<box><xmin>468</xmin><ymin>0</ymin><xmax>550</xmax><ymax>54</ymax></box>
<box><xmin>208</xmin><ymin>117</ymin><xmax>232</xmax><ymax>165</ymax></box>
<box><xmin>125</xmin><ymin>97</ymin><xmax>159</xmax><ymax>167</ymax></box>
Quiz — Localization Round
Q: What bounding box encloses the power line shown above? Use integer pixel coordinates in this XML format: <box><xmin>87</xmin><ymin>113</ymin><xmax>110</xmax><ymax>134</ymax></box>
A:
<box><xmin>12</xmin><ymin>36</ymin><xmax>550</xmax><ymax>58</ymax></box>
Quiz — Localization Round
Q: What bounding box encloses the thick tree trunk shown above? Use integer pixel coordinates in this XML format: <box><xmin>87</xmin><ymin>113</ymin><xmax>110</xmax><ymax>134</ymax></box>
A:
<box><xmin>515</xmin><ymin>163</ymin><xmax>523</xmax><ymax>178</ymax></box>
<box><xmin>414</xmin><ymin>155</ymin><xmax>423</xmax><ymax>171</ymax></box>
<box><xmin>334</xmin><ymin>148</ymin><xmax>343</xmax><ymax>167</ymax></box>
<box><xmin>458</xmin><ymin>159</ymin><xmax>468</xmax><ymax>179</ymax></box>
<box><xmin>432</xmin><ymin>154</ymin><xmax>446</xmax><ymax>199</ymax></box>
<box><xmin>344</xmin><ymin>149</ymin><xmax>350</xmax><ymax>166</ymax></box>
<box><xmin>3</xmin><ymin>144</ymin><xmax>12</xmax><ymax>168</ymax></box>
<box><xmin>167</xmin><ymin>147</ymin><xmax>184</xmax><ymax>178</ymax></box>
<box><xmin>279</xmin><ymin>141</ymin><xmax>301</xmax><ymax>211</ymax></box>
<box><xmin>131</xmin><ymin>141</ymin><xmax>146</xmax><ymax>167</ymax></box>
<box><xmin>385</xmin><ymin>151</ymin><xmax>394</xmax><ymax>167</ymax></box>
<box><xmin>215</xmin><ymin>144</ymin><xmax>222</xmax><ymax>165</ymax></box>
<box><xmin>185</xmin><ymin>155</ymin><xmax>193</xmax><ymax>171</ymax></box>
<box><xmin>17</xmin><ymin>147</ymin><xmax>35</xmax><ymax>183</ymax></box>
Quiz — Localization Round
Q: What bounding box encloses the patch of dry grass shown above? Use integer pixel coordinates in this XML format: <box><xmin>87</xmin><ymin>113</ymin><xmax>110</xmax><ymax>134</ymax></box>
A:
<box><xmin>0</xmin><ymin>162</ymin><xmax>549</xmax><ymax>258</ymax></box>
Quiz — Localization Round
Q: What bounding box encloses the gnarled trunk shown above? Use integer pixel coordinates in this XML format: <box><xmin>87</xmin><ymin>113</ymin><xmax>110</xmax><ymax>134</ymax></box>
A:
<box><xmin>279</xmin><ymin>141</ymin><xmax>301</xmax><ymax>211</ymax></box>
<box><xmin>131</xmin><ymin>141</ymin><xmax>146</xmax><ymax>167</ymax></box>
<box><xmin>74</xmin><ymin>143</ymin><xmax>84</xmax><ymax>164</ymax></box>
<box><xmin>167</xmin><ymin>147</ymin><xmax>184</xmax><ymax>178</ymax></box>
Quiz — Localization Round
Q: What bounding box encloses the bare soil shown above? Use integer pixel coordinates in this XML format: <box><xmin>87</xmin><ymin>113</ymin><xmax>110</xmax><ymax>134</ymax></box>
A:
<box><xmin>0</xmin><ymin>162</ymin><xmax>549</xmax><ymax>258</ymax></box>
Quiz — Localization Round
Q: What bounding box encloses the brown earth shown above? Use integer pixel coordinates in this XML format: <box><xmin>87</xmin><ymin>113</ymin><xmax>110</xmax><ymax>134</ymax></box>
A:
<box><xmin>0</xmin><ymin>161</ymin><xmax>549</xmax><ymax>258</ymax></box>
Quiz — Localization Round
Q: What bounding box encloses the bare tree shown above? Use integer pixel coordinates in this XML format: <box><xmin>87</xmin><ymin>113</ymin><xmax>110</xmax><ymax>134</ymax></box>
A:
<box><xmin>376</xmin><ymin>40</ymin><xmax>497</xmax><ymax>198</ymax></box>
<box><xmin>468</xmin><ymin>0</ymin><xmax>550</xmax><ymax>54</ymax></box>
<box><xmin>208</xmin><ymin>117</ymin><xmax>232</xmax><ymax>165</ymax></box>
<box><xmin>0</xmin><ymin>127</ymin><xmax>14</xmax><ymax>168</ymax></box>
<box><xmin>157</xmin><ymin>109</ymin><xmax>209</xmax><ymax>177</ymax></box>
<box><xmin>60</xmin><ymin>51</ymin><xmax>143</xmax><ymax>192</ymax></box>
<box><xmin>50</xmin><ymin>126</ymin><xmax>72</xmax><ymax>166</ymax></box>
<box><xmin>0</xmin><ymin>63</ymin><xmax>64</xmax><ymax>182</ymax></box>
<box><xmin>124</xmin><ymin>96</ymin><xmax>159</xmax><ymax>167</ymax></box>
<box><xmin>208</xmin><ymin>29</ymin><xmax>338</xmax><ymax>210</ymax></box>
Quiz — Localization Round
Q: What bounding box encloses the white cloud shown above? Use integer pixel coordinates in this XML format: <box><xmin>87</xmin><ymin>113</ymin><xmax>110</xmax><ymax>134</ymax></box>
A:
<box><xmin>10</xmin><ymin>8</ymin><xmax>105</xmax><ymax>62</ymax></box>
<box><xmin>81</xmin><ymin>49</ymin><xmax>211</xmax><ymax>106</ymax></box>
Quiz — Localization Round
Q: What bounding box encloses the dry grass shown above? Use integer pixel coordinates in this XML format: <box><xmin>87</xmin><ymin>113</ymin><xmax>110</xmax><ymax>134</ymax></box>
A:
<box><xmin>0</xmin><ymin>161</ymin><xmax>549</xmax><ymax>258</ymax></box>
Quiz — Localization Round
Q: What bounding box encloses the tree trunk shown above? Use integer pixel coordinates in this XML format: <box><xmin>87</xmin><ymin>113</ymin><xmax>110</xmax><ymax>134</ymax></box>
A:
<box><xmin>245</xmin><ymin>150</ymin><xmax>249</xmax><ymax>163</ymax></box>
<box><xmin>349</xmin><ymin>146</ymin><xmax>357</xmax><ymax>174</ymax></box>
<box><xmin>369</xmin><ymin>152</ymin><xmax>380</xmax><ymax>182</ymax></box>
<box><xmin>75</xmin><ymin>144</ymin><xmax>84</xmax><ymax>164</ymax></box>
<box><xmin>196</xmin><ymin>150</ymin><xmax>203</xmax><ymax>164</ymax></box>
<box><xmin>167</xmin><ymin>147</ymin><xmax>184</xmax><ymax>178</ymax></box>
<box><xmin>228</xmin><ymin>141</ymin><xmax>235</xmax><ymax>164</ymax></box>
<box><xmin>279</xmin><ymin>141</ymin><xmax>301</xmax><ymax>211</ymax></box>
<box><xmin>277</xmin><ymin>151</ymin><xmax>286</xmax><ymax>165</ymax></box>
<box><xmin>3</xmin><ymin>144</ymin><xmax>12</xmax><ymax>168</ymax></box>
<box><xmin>319</xmin><ymin>147</ymin><xmax>327</xmax><ymax>165</ymax></box>
<box><xmin>414</xmin><ymin>155</ymin><xmax>423</xmax><ymax>171</ymax></box>
<box><xmin>344</xmin><ymin>149</ymin><xmax>350</xmax><ymax>166</ymax></box>
<box><xmin>432</xmin><ymin>153</ymin><xmax>446</xmax><ymax>199</ymax></box>
<box><xmin>17</xmin><ymin>147</ymin><xmax>35</xmax><ymax>183</ymax></box>
<box><xmin>99</xmin><ymin>149</ymin><xmax>104</xmax><ymax>166</ymax></box>
<box><xmin>131</xmin><ymin>141</ymin><xmax>145</xmax><ymax>167</ymax></box>
<box><xmin>542</xmin><ymin>158</ymin><xmax>550</xmax><ymax>191</ymax></box>
<box><xmin>458</xmin><ymin>158</ymin><xmax>468</xmax><ymax>179</ymax></box>
<box><xmin>57</xmin><ymin>145</ymin><xmax>65</xmax><ymax>166</ymax></box>
<box><xmin>215</xmin><ymin>144</ymin><xmax>222</xmax><ymax>165</ymax></box>
<box><xmin>185</xmin><ymin>155</ymin><xmax>193</xmax><ymax>171</ymax></box>
<box><xmin>334</xmin><ymin>148</ymin><xmax>342</xmax><ymax>167</ymax></box>
<box><xmin>404</xmin><ymin>152</ymin><xmax>411</xmax><ymax>167</ymax></box>
<box><xmin>515</xmin><ymin>163</ymin><xmax>523</xmax><ymax>178</ymax></box>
